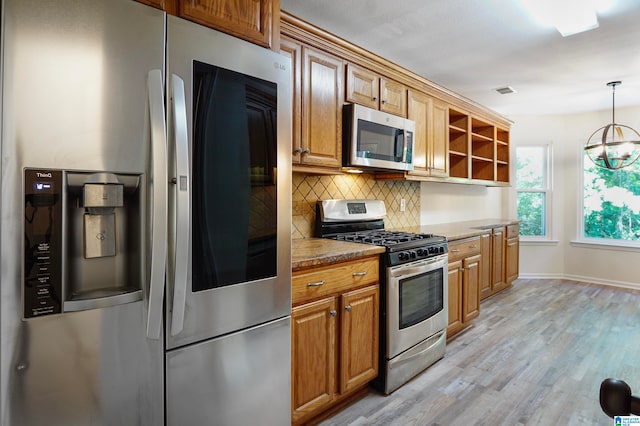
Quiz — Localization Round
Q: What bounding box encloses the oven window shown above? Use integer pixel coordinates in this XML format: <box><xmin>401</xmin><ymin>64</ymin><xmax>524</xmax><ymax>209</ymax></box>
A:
<box><xmin>398</xmin><ymin>268</ymin><xmax>444</xmax><ymax>329</ymax></box>
<box><xmin>191</xmin><ymin>61</ymin><xmax>278</xmax><ymax>291</ymax></box>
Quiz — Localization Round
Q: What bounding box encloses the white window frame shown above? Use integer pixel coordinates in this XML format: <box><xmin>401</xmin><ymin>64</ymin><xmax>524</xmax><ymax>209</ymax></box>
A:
<box><xmin>516</xmin><ymin>144</ymin><xmax>553</xmax><ymax>241</ymax></box>
<box><xmin>577</xmin><ymin>143</ymin><xmax>640</xmax><ymax>250</ymax></box>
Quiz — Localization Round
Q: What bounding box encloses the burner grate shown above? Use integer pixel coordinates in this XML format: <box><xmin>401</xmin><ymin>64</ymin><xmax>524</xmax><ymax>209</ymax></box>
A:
<box><xmin>329</xmin><ymin>230</ymin><xmax>437</xmax><ymax>247</ymax></box>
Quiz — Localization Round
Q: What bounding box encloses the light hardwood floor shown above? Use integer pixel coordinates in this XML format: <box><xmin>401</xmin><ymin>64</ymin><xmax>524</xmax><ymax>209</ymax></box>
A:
<box><xmin>319</xmin><ymin>279</ymin><xmax>640</xmax><ymax>425</ymax></box>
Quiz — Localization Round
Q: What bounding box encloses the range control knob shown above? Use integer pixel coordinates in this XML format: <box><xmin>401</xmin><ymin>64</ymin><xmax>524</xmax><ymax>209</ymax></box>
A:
<box><xmin>409</xmin><ymin>250</ymin><xmax>417</xmax><ymax>259</ymax></box>
<box><xmin>416</xmin><ymin>249</ymin><xmax>425</xmax><ymax>256</ymax></box>
<box><xmin>398</xmin><ymin>252</ymin><xmax>408</xmax><ymax>261</ymax></box>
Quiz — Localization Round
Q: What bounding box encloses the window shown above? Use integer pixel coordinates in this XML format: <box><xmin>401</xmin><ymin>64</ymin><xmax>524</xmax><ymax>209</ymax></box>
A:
<box><xmin>582</xmin><ymin>154</ymin><xmax>640</xmax><ymax>243</ymax></box>
<box><xmin>516</xmin><ymin>145</ymin><xmax>551</xmax><ymax>238</ymax></box>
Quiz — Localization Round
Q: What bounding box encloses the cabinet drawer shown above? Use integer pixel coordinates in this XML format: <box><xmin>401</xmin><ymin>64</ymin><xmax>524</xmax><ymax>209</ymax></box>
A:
<box><xmin>507</xmin><ymin>224</ymin><xmax>520</xmax><ymax>239</ymax></box>
<box><xmin>292</xmin><ymin>257</ymin><xmax>379</xmax><ymax>306</ymax></box>
<box><xmin>447</xmin><ymin>237</ymin><xmax>481</xmax><ymax>262</ymax></box>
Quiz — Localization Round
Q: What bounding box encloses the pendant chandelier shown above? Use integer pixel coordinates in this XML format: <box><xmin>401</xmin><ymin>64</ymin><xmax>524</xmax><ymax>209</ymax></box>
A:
<box><xmin>584</xmin><ymin>81</ymin><xmax>640</xmax><ymax>170</ymax></box>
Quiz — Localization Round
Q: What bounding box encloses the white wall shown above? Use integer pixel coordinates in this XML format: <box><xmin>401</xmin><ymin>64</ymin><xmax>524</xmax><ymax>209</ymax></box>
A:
<box><xmin>420</xmin><ymin>182</ymin><xmax>507</xmax><ymax>224</ymax></box>
<box><xmin>511</xmin><ymin>106</ymin><xmax>640</xmax><ymax>288</ymax></box>
<box><xmin>419</xmin><ymin>105</ymin><xmax>640</xmax><ymax>288</ymax></box>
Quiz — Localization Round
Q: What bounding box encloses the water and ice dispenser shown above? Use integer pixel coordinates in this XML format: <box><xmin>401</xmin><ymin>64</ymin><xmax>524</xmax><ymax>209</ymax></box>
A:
<box><xmin>23</xmin><ymin>169</ymin><xmax>144</xmax><ymax>318</ymax></box>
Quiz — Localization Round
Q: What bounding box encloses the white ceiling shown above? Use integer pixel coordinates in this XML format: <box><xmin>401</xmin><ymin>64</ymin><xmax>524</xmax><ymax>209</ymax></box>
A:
<box><xmin>279</xmin><ymin>0</ymin><xmax>640</xmax><ymax>119</ymax></box>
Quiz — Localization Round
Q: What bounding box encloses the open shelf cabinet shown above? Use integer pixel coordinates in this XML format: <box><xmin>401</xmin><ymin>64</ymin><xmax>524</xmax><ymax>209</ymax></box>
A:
<box><xmin>448</xmin><ymin>108</ymin><xmax>469</xmax><ymax>179</ymax></box>
<box><xmin>448</xmin><ymin>109</ymin><xmax>511</xmax><ymax>185</ymax></box>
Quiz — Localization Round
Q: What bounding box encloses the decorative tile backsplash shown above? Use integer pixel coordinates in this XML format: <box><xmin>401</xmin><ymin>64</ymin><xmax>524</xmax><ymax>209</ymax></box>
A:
<box><xmin>292</xmin><ymin>172</ymin><xmax>420</xmax><ymax>239</ymax></box>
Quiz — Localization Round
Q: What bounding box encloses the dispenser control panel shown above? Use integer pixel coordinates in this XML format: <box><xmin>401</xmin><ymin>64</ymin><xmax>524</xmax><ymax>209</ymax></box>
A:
<box><xmin>24</xmin><ymin>169</ymin><xmax>63</xmax><ymax>318</ymax></box>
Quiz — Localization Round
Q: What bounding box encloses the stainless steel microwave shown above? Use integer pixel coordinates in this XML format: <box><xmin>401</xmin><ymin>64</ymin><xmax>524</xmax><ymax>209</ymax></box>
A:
<box><xmin>343</xmin><ymin>103</ymin><xmax>415</xmax><ymax>171</ymax></box>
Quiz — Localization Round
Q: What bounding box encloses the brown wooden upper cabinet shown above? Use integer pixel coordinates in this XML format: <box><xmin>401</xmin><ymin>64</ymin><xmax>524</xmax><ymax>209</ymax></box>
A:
<box><xmin>346</xmin><ymin>63</ymin><xmax>407</xmax><ymax>117</ymax></box>
<box><xmin>407</xmin><ymin>90</ymin><xmax>449</xmax><ymax>178</ymax></box>
<box><xmin>136</xmin><ymin>0</ymin><xmax>280</xmax><ymax>49</ymax></box>
<box><xmin>136</xmin><ymin>0</ymin><xmax>172</xmax><ymax>10</ymax></box>
<box><xmin>281</xmin><ymin>37</ymin><xmax>344</xmax><ymax>171</ymax></box>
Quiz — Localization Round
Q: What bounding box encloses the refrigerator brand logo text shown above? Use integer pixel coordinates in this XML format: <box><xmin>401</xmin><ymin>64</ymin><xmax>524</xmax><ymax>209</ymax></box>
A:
<box><xmin>36</xmin><ymin>172</ymin><xmax>52</xmax><ymax>178</ymax></box>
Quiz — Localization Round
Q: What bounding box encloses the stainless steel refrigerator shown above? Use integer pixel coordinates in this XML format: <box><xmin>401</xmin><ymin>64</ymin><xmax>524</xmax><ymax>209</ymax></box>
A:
<box><xmin>0</xmin><ymin>1</ymin><xmax>292</xmax><ymax>425</ymax></box>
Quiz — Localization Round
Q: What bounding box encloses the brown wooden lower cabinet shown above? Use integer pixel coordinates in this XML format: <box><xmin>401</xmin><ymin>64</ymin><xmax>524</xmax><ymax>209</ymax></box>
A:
<box><xmin>291</xmin><ymin>298</ymin><xmax>337</xmax><ymax>422</ymax></box>
<box><xmin>478</xmin><ymin>223</ymin><xmax>519</xmax><ymax>301</ymax></box>
<box><xmin>447</xmin><ymin>237</ymin><xmax>481</xmax><ymax>338</ymax></box>
<box><xmin>506</xmin><ymin>223</ymin><xmax>520</xmax><ymax>284</ymax></box>
<box><xmin>479</xmin><ymin>232</ymin><xmax>492</xmax><ymax>299</ymax></box>
<box><xmin>291</xmin><ymin>257</ymin><xmax>379</xmax><ymax>425</ymax></box>
<box><xmin>491</xmin><ymin>226</ymin><xmax>506</xmax><ymax>293</ymax></box>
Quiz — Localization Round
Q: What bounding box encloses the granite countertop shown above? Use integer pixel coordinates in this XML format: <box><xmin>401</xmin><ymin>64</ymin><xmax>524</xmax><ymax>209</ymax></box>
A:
<box><xmin>291</xmin><ymin>238</ymin><xmax>386</xmax><ymax>272</ymax></box>
<box><xmin>291</xmin><ymin>219</ymin><xmax>519</xmax><ymax>270</ymax></box>
<box><xmin>390</xmin><ymin>218</ymin><xmax>520</xmax><ymax>241</ymax></box>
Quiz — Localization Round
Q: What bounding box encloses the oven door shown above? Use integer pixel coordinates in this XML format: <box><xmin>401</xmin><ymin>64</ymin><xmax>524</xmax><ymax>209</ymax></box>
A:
<box><xmin>386</xmin><ymin>254</ymin><xmax>448</xmax><ymax>359</ymax></box>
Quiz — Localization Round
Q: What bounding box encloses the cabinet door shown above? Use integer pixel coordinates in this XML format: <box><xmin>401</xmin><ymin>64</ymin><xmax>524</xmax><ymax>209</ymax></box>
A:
<box><xmin>479</xmin><ymin>233</ymin><xmax>492</xmax><ymax>300</ymax></box>
<box><xmin>345</xmin><ymin>63</ymin><xmax>379</xmax><ymax>109</ymax></box>
<box><xmin>291</xmin><ymin>297</ymin><xmax>337</xmax><ymax>422</ymax></box>
<box><xmin>179</xmin><ymin>0</ymin><xmax>277</xmax><ymax>48</ymax></box>
<box><xmin>462</xmin><ymin>254</ymin><xmax>481</xmax><ymax>323</ymax></box>
<box><xmin>407</xmin><ymin>90</ymin><xmax>431</xmax><ymax>176</ymax></box>
<box><xmin>506</xmin><ymin>237</ymin><xmax>519</xmax><ymax>284</ymax></box>
<box><xmin>280</xmin><ymin>37</ymin><xmax>302</xmax><ymax>164</ymax></box>
<box><xmin>430</xmin><ymin>99</ymin><xmax>449</xmax><ymax>177</ymax></box>
<box><xmin>135</xmin><ymin>0</ymin><xmax>170</xmax><ymax>10</ymax></box>
<box><xmin>340</xmin><ymin>285</ymin><xmax>379</xmax><ymax>394</ymax></box>
<box><xmin>446</xmin><ymin>260</ymin><xmax>463</xmax><ymax>337</ymax></box>
<box><xmin>492</xmin><ymin>227</ymin><xmax>505</xmax><ymax>292</ymax></box>
<box><xmin>301</xmin><ymin>46</ymin><xmax>344</xmax><ymax>168</ymax></box>
<box><xmin>380</xmin><ymin>77</ymin><xmax>407</xmax><ymax>116</ymax></box>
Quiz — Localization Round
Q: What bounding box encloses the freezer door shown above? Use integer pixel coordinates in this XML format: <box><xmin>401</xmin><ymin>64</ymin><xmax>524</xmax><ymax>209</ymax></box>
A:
<box><xmin>6</xmin><ymin>305</ymin><xmax>165</xmax><ymax>426</ymax></box>
<box><xmin>166</xmin><ymin>316</ymin><xmax>291</xmax><ymax>426</ymax></box>
<box><xmin>165</xmin><ymin>16</ymin><xmax>292</xmax><ymax>349</ymax></box>
<box><xmin>1</xmin><ymin>0</ymin><xmax>165</xmax><ymax>424</ymax></box>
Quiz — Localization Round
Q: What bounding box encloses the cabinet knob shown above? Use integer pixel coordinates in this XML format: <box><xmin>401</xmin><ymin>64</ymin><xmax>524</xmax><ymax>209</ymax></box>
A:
<box><xmin>302</xmin><ymin>148</ymin><xmax>310</xmax><ymax>154</ymax></box>
<box><xmin>381</xmin><ymin>99</ymin><xmax>386</xmax><ymax>104</ymax></box>
<box><xmin>345</xmin><ymin>305</ymin><xmax>352</xmax><ymax>312</ymax></box>
<box><xmin>352</xmin><ymin>271</ymin><xmax>367</xmax><ymax>277</ymax></box>
<box><xmin>329</xmin><ymin>310</ymin><xmax>337</xmax><ymax>317</ymax></box>
<box><xmin>373</xmin><ymin>96</ymin><xmax>378</xmax><ymax>101</ymax></box>
<box><xmin>294</xmin><ymin>147</ymin><xmax>303</xmax><ymax>154</ymax></box>
<box><xmin>307</xmin><ymin>280</ymin><xmax>325</xmax><ymax>287</ymax></box>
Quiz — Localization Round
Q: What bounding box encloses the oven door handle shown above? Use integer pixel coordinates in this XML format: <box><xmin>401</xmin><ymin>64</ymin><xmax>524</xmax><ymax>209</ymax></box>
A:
<box><xmin>389</xmin><ymin>258</ymin><xmax>447</xmax><ymax>280</ymax></box>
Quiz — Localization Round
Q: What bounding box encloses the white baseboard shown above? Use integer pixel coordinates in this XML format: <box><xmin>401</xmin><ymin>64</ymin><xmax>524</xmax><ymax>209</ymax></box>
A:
<box><xmin>517</xmin><ymin>273</ymin><xmax>640</xmax><ymax>291</ymax></box>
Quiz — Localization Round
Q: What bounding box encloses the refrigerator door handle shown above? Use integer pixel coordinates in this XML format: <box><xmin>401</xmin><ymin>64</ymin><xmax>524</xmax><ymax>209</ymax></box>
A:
<box><xmin>146</xmin><ymin>69</ymin><xmax>168</xmax><ymax>340</ymax></box>
<box><xmin>169</xmin><ymin>74</ymin><xmax>190</xmax><ymax>337</ymax></box>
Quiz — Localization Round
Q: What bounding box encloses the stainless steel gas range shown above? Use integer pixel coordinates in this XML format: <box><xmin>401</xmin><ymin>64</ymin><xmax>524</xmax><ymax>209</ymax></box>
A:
<box><xmin>316</xmin><ymin>199</ymin><xmax>448</xmax><ymax>394</ymax></box>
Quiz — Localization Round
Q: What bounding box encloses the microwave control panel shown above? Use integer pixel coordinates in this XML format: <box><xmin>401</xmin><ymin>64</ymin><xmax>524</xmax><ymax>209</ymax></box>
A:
<box><xmin>23</xmin><ymin>169</ymin><xmax>63</xmax><ymax>318</ymax></box>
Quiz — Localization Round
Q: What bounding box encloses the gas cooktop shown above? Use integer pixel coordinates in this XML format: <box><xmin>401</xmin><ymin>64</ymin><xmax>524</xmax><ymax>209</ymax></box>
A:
<box><xmin>329</xmin><ymin>230</ymin><xmax>444</xmax><ymax>248</ymax></box>
<box><xmin>316</xmin><ymin>200</ymin><xmax>448</xmax><ymax>266</ymax></box>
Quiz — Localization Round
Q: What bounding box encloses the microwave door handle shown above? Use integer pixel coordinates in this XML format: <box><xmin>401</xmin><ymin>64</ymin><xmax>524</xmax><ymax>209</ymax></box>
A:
<box><xmin>169</xmin><ymin>74</ymin><xmax>190</xmax><ymax>337</ymax></box>
<box><xmin>395</xmin><ymin>130</ymin><xmax>405</xmax><ymax>161</ymax></box>
<box><xmin>146</xmin><ymin>69</ymin><xmax>168</xmax><ymax>340</ymax></box>
<box><xmin>404</xmin><ymin>130</ymin><xmax>412</xmax><ymax>163</ymax></box>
